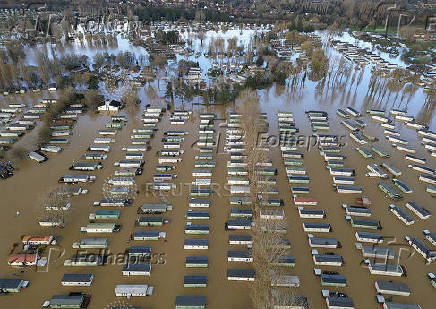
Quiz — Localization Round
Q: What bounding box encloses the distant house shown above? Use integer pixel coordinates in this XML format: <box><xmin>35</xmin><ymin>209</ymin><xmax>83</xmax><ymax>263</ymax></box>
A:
<box><xmin>7</xmin><ymin>253</ymin><xmax>38</xmax><ymax>266</ymax></box>
<box><xmin>98</xmin><ymin>100</ymin><xmax>122</xmax><ymax>112</ymax></box>
<box><xmin>48</xmin><ymin>83</ymin><xmax>57</xmax><ymax>92</ymax></box>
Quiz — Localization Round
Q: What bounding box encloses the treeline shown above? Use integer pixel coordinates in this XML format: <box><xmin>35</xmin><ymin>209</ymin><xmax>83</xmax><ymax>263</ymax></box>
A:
<box><xmin>133</xmin><ymin>7</ymin><xmax>231</xmax><ymax>22</ymax></box>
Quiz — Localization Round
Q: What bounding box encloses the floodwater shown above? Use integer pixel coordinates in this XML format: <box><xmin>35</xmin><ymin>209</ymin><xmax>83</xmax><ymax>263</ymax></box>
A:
<box><xmin>1</xmin><ymin>29</ymin><xmax>435</xmax><ymax>309</ymax></box>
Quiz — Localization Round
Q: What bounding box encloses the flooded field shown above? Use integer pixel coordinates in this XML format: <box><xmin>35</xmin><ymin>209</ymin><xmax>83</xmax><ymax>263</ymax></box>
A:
<box><xmin>0</xmin><ymin>29</ymin><xmax>435</xmax><ymax>309</ymax></box>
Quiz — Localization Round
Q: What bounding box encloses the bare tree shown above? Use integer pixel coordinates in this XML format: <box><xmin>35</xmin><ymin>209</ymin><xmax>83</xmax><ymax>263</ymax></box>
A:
<box><xmin>40</xmin><ymin>187</ymin><xmax>72</xmax><ymax>227</ymax></box>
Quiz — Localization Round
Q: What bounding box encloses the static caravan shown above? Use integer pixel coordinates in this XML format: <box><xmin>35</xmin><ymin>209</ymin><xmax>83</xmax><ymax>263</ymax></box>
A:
<box><xmin>94</xmin><ymin>137</ymin><xmax>115</xmax><ymax>144</ymax></box>
<box><xmin>115</xmin><ymin>168</ymin><xmax>142</xmax><ymax>176</ymax></box>
<box><xmin>356</xmin><ymin>243</ymin><xmax>395</xmax><ymax>260</ymax></box>
<box><xmin>298</xmin><ymin>207</ymin><xmax>325</xmax><ymax>219</ymax></box>
<box><xmin>348</xmin><ymin>217</ymin><xmax>381</xmax><ymax>230</ymax></box>
<box><xmin>229</xmin><ymin>235</ymin><xmax>252</xmax><ymax>246</ymax></box>
<box><xmin>419</xmin><ymin>174</ymin><xmax>436</xmax><ymax>185</ymax></box>
<box><xmin>392</xmin><ymin>179</ymin><xmax>412</xmax><ymax>194</ymax></box>
<box><xmin>375</xmin><ymin>281</ymin><xmax>411</xmax><ymax>296</ymax></box>
<box><xmin>259</xmin><ymin>209</ymin><xmax>284</xmax><ymax>220</ymax></box>
<box><xmin>293</xmin><ymin>197</ymin><xmax>318</xmax><ymax>206</ymax></box>
<box><xmin>288</xmin><ymin>176</ymin><xmax>310</xmax><ymax>184</ymax></box>
<box><xmin>423</xmin><ymin>230</ymin><xmax>436</xmax><ymax>246</ymax></box>
<box><xmin>308</xmin><ymin>235</ymin><xmax>340</xmax><ymax>248</ymax></box>
<box><xmin>355</xmin><ymin>231</ymin><xmax>383</xmax><ymax>243</ymax></box>
<box><xmin>58</xmin><ymin>174</ymin><xmax>96</xmax><ymax>184</ymax></box>
<box><xmin>230</xmin><ymin>185</ymin><xmax>250</xmax><ymax>195</ymax></box>
<box><xmin>64</xmin><ymin>254</ymin><xmax>104</xmax><ymax>267</ymax></box>
<box><xmin>139</xmin><ymin>204</ymin><xmax>172</xmax><ymax>214</ymax></box>
<box><xmin>158</xmin><ymin>149</ymin><xmax>183</xmax><ymax>157</ymax></box>
<box><xmin>368</xmin><ymin>263</ymin><xmax>404</xmax><ymax>277</ymax></box>
<box><xmin>123</xmin><ymin>145</ymin><xmax>149</xmax><ymax>152</ymax></box>
<box><xmin>61</xmin><ymin>274</ymin><xmax>94</xmax><ymax>287</ymax></box>
<box><xmin>82</xmin><ymin>223</ymin><xmax>120</xmax><ymax>233</ymax></box>
<box><xmin>326</xmin><ymin>296</ymin><xmax>354</xmax><ymax>309</ymax></box>
<box><xmin>227</xmin><ymin>177</ymin><xmax>249</xmax><ymax>186</ymax></box>
<box><xmin>132</xmin><ymin>231</ymin><xmax>166</xmax><ymax>241</ymax></box>
<box><xmin>382</xmin><ymin>162</ymin><xmax>402</xmax><ymax>176</ymax></box>
<box><xmin>230</xmin><ymin>196</ymin><xmax>252</xmax><ymax>206</ymax></box>
<box><xmin>408</xmin><ymin>164</ymin><xmax>435</xmax><ymax>175</ymax></box>
<box><xmin>383</xmin><ymin>303</ymin><xmax>421</xmax><ymax>309</ymax></box>
<box><xmin>40</xmin><ymin>145</ymin><xmax>63</xmax><ymax>153</ymax></box>
<box><xmin>227</xmin><ymin>269</ymin><xmax>255</xmax><ymax>281</ymax></box>
<box><xmin>261</xmin><ymin>198</ymin><xmax>284</xmax><ymax>207</ymax></box>
<box><xmin>333</xmin><ymin>176</ymin><xmax>355</xmax><ymax>185</ymax></box>
<box><xmin>185</xmin><ymin>210</ymin><xmax>210</xmax><ymax>220</ymax></box>
<box><xmin>192</xmin><ymin>169</ymin><xmax>212</xmax><ymax>177</ymax></box>
<box><xmin>122</xmin><ymin>264</ymin><xmax>151</xmax><ymax>276</ymax></box>
<box><xmin>84</xmin><ymin>153</ymin><xmax>107</xmax><ymax>160</ymax></box>
<box><xmin>227</xmin><ymin>250</ymin><xmax>253</xmax><ymax>263</ymax></box>
<box><xmin>184</xmin><ymin>239</ymin><xmax>209</xmax><ymax>250</ymax></box>
<box><xmin>175</xmin><ymin>296</ymin><xmax>206</xmax><ymax>309</ymax></box>
<box><xmin>230</xmin><ymin>208</ymin><xmax>253</xmax><ymax>218</ymax></box>
<box><xmin>191</xmin><ymin>188</ymin><xmax>212</xmax><ymax>197</ymax></box>
<box><xmin>136</xmin><ymin>216</ymin><xmax>167</xmax><ymax>227</ymax></box>
<box><xmin>89</xmin><ymin>210</ymin><xmax>121</xmax><ymax>220</ymax></box>
<box><xmin>350</xmin><ymin>132</ymin><xmax>367</xmax><ymax>144</ymax></box>
<box><xmin>312</xmin><ymin>253</ymin><xmax>344</xmax><ymax>266</ymax></box>
<box><xmin>188</xmin><ymin>198</ymin><xmax>210</xmax><ymax>208</ymax></box>
<box><xmin>291</xmin><ymin>186</ymin><xmax>310</xmax><ymax>194</ymax></box>
<box><xmin>226</xmin><ymin>219</ymin><xmax>252</xmax><ymax>230</ymax></box>
<box><xmin>158</xmin><ymin>157</ymin><xmax>182</xmax><ymax>164</ymax></box>
<box><xmin>131</xmin><ymin>138</ymin><xmax>150</xmax><ymax>145</ymax></box>
<box><xmin>320</xmin><ymin>273</ymin><xmax>347</xmax><ymax>287</ymax></box>
<box><xmin>379</xmin><ymin>182</ymin><xmax>402</xmax><ymax>200</ymax></box>
<box><xmin>29</xmin><ymin>151</ymin><xmax>47</xmax><ymax>163</ymax></box>
<box><xmin>227</xmin><ymin>167</ymin><xmax>248</xmax><ymax>176</ymax></box>
<box><xmin>389</xmin><ymin>205</ymin><xmax>414</xmax><ymax>225</ymax></box>
<box><xmin>112</xmin><ymin>189</ymin><xmax>135</xmax><ymax>198</ymax></box>
<box><xmin>286</xmin><ymin>167</ymin><xmax>306</xmax><ymax>175</ymax></box>
<box><xmin>125</xmin><ymin>152</ymin><xmax>144</xmax><ymax>160</ymax></box>
<box><xmin>272</xmin><ymin>256</ymin><xmax>295</xmax><ymax>268</ymax></box>
<box><xmin>185</xmin><ymin>223</ymin><xmax>209</xmax><ymax>235</ymax></box>
<box><xmin>147</xmin><ymin>182</ymin><xmax>176</xmax><ymax>191</ymax></box>
<box><xmin>125</xmin><ymin>244</ymin><xmax>151</xmax><ymax>258</ymax></box>
<box><xmin>186</xmin><ymin>256</ymin><xmax>208</xmax><ymax>268</ymax></box>
<box><xmin>328</xmin><ymin>167</ymin><xmax>355</xmax><ymax>177</ymax></box>
<box><xmin>343</xmin><ymin>205</ymin><xmax>371</xmax><ymax>217</ymax></box>
<box><xmin>114</xmin><ymin>284</ymin><xmax>152</xmax><ymax>297</ymax></box>
<box><xmin>335</xmin><ymin>185</ymin><xmax>363</xmax><ymax>194</ymax></box>
<box><xmin>0</xmin><ymin>279</ymin><xmax>29</xmax><ymax>293</ymax></box>
<box><xmin>405</xmin><ymin>237</ymin><xmax>435</xmax><ymax>263</ymax></box>
<box><xmin>96</xmin><ymin>198</ymin><xmax>132</xmax><ymax>207</ymax></box>
<box><xmin>48</xmin><ymin>295</ymin><xmax>86</xmax><ymax>308</ymax></box>
<box><xmin>372</xmin><ymin>146</ymin><xmax>390</xmax><ymax>158</ymax></box>
<box><xmin>283</xmin><ymin>159</ymin><xmax>304</xmax><ymax>166</ymax></box>
<box><xmin>49</xmin><ymin>138</ymin><xmax>69</xmax><ymax>144</ymax></box>
<box><xmin>89</xmin><ymin>144</ymin><xmax>110</xmax><ymax>152</ymax></box>
<box><xmin>184</xmin><ymin>275</ymin><xmax>207</xmax><ymax>288</ymax></box>
<box><xmin>71</xmin><ymin>162</ymin><xmax>102</xmax><ymax>171</ymax></box>
<box><xmin>72</xmin><ymin>238</ymin><xmax>108</xmax><ymax>249</ymax></box>
<box><xmin>367</xmin><ymin>164</ymin><xmax>388</xmax><ymax>178</ymax></box>
<box><xmin>303</xmin><ymin>222</ymin><xmax>331</xmax><ymax>233</ymax></box>
<box><xmin>115</xmin><ymin>160</ymin><xmax>144</xmax><ymax>168</ymax></box>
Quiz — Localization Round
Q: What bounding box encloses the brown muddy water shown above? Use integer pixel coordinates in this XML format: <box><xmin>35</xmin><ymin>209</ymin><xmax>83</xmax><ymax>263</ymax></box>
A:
<box><xmin>0</xmin><ymin>87</ymin><xmax>435</xmax><ymax>309</ymax></box>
